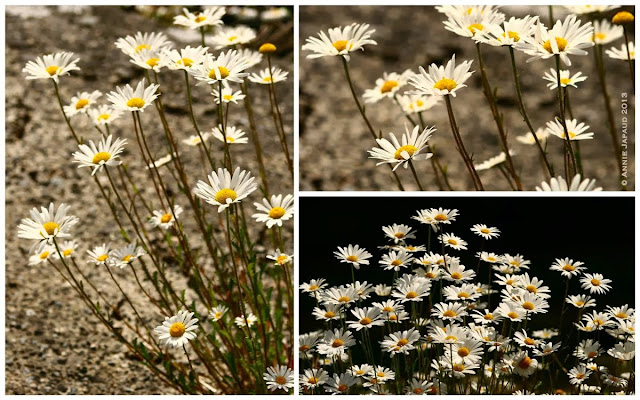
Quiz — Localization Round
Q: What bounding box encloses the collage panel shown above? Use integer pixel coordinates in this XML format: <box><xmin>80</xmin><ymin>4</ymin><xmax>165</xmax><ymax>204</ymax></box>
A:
<box><xmin>298</xmin><ymin>196</ymin><xmax>635</xmax><ymax>395</ymax></box>
<box><xmin>299</xmin><ymin>5</ymin><xmax>635</xmax><ymax>191</ymax></box>
<box><xmin>6</xmin><ymin>5</ymin><xmax>293</xmax><ymax>395</ymax></box>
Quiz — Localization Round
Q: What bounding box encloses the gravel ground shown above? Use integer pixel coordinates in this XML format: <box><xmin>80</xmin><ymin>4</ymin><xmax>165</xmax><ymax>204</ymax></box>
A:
<box><xmin>5</xmin><ymin>5</ymin><xmax>293</xmax><ymax>394</ymax></box>
<box><xmin>299</xmin><ymin>5</ymin><xmax>635</xmax><ymax>191</ymax></box>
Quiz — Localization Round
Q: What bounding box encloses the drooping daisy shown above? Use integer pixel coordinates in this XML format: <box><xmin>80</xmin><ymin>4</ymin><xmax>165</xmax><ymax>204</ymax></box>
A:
<box><xmin>300</xmin><ymin>278</ymin><xmax>327</xmax><ymax>294</ymax></box>
<box><xmin>88</xmin><ymin>105</ymin><xmax>122</xmax><ymax>126</ymax></box>
<box><xmin>574</xmin><ymin>339</ymin><xmax>603</xmax><ymax>360</ymax></box>
<box><xmin>380</xmin><ymin>328</ymin><xmax>421</xmax><ymax>357</ymax></box>
<box><xmin>474</xmin><ymin>151</ymin><xmax>515</xmax><ymax>171</ymax></box>
<box><xmin>363</xmin><ymin>70</ymin><xmax>414</xmax><ymax>103</ymax></box>
<box><xmin>129</xmin><ymin>48</ymin><xmax>164</xmax><ymax>72</ymax></box>
<box><xmin>110</xmin><ymin>243</ymin><xmax>145</xmax><ymax>269</ymax></box>
<box><xmin>87</xmin><ymin>243</ymin><xmax>111</xmax><ymax>265</ymax></box>
<box><xmin>368</xmin><ymin>124</ymin><xmax>434</xmax><ymax>171</ymax></box>
<box><xmin>439</xmin><ymin>233</ymin><xmax>468</xmax><ymax>250</ymax></box>
<box><xmin>607</xmin><ymin>305</ymin><xmax>635</xmax><ymax>320</ymax></box>
<box><xmin>536</xmin><ymin>174</ymin><xmax>602</xmax><ymax>191</ymax></box>
<box><xmin>608</xmin><ymin>341</ymin><xmax>635</xmax><ymax>360</ymax></box>
<box><xmin>501</xmin><ymin>254</ymin><xmax>531</xmax><ymax>270</ymax></box>
<box><xmin>193</xmin><ymin>167</ymin><xmax>258</xmax><ymax>212</ymax></box>
<box><xmin>211</xmin><ymin>84</ymin><xmax>246</xmax><ymax>104</ymax></box>
<box><xmin>567</xmin><ymin>294</ymin><xmax>597</xmax><ymax>309</ymax></box>
<box><xmin>267</xmin><ymin>249</ymin><xmax>293</xmax><ymax>266</ymax></box>
<box><xmin>18</xmin><ymin>203</ymin><xmax>79</xmax><ymax>244</ymax></box>
<box><xmin>580</xmin><ymin>273</ymin><xmax>612</xmax><ymax>294</ymax></box>
<box><xmin>550</xmin><ymin>257</ymin><xmax>586</xmax><ymax>278</ymax></box>
<box><xmin>534</xmin><ymin>341</ymin><xmax>562</xmax><ymax>357</ymax></box>
<box><xmin>396</xmin><ymin>93</ymin><xmax>442</xmax><ymax>114</ymax></box>
<box><xmin>334</xmin><ymin>244</ymin><xmax>372</xmax><ymax>269</ymax></box>
<box><xmin>470</xmin><ymin>224</ymin><xmax>500</xmax><ymax>240</ymax></box>
<box><xmin>300</xmin><ymin>368</ymin><xmax>329</xmax><ymax>389</ymax></box>
<box><xmin>408</xmin><ymin>54</ymin><xmax>474</xmax><ymax>97</ymax></box>
<box><xmin>263</xmin><ymin>365</ymin><xmax>294</xmax><ymax>392</ymax></box>
<box><xmin>63</xmin><ymin>90</ymin><xmax>102</xmax><ymax>117</ymax></box>
<box><xmin>106</xmin><ymin>80</ymin><xmax>160</xmax><ymax>112</ymax></box>
<box><xmin>161</xmin><ymin>46</ymin><xmax>208</xmax><ymax>71</ymax></box>
<box><xmin>234</xmin><ymin>313</ymin><xmax>258</xmax><ymax>328</ymax></box>
<box><xmin>516</xmin><ymin>127</ymin><xmax>549</xmax><ymax>145</ymax></box>
<box><xmin>379</xmin><ymin>249</ymin><xmax>414</xmax><ymax>271</ymax></box>
<box><xmin>592</xmin><ymin>19</ymin><xmax>624</xmax><ymax>44</ymax></box>
<box><xmin>252</xmin><ymin>194</ymin><xmax>294</xmax><ymax>228</ymax></box>
<box><xmin>476</xmin><ymin>15</ymin><xmax>538</xmax><ymax>47</ymax></box>
<box><xmin>546</xmin><ymin>118</ymin><xmax>594</xmax><ymax>141</ymax></box>
<box><xmin>23</xmin><ymin>52</ymin><xmax>80</xmax><ymax>83</ymax></box>
<box><xmin>190</xmin><ymin>51</ymin><xmax>250</xmax><ymax>85</ymax></box>
<box><xmin>302</xmin><ymin>23</ymin><xmax>377</xmax><ymax>61</ymax></box>
<box><xmin>154</xmin><ymin>309</ymin><xmax>199</xmax><ymax>348</ymax></box>
<box><xmin>173</xmin><ymin>6</ymin><xmax>225</xmax><ymax>30</ymax></box>
<box><xmin>208</xmin><ymin>305</ymin><xmax>229</xmax><ymax>322</ymax></box>
<box><xmin>72</xmin><ymin>134</ymin><xmax>127</xmax><ymax>175</ymax></box>
<box><xmin>114</xmin><ymin>32</ymin><xmax>172</xmax><ymax>56</ymax></box>
<box><xmin>442</xmin><ymin>7</ymin><xmax>505</xmax><ymax>39</ymax></box>
<box><xmin>514</xmin><ymin>15</ymin><xmax>594</xmax><ymax>66</ymax></box>
<box><xmin>543</xmin><ymin>68</ymin><xmax>588</xmax><ymax>90</ymax></box>
<box><xmin>211</xmin><ymin>125</ymin><xmax>248</xmax><ymax>144</ymax></box>
<box><xmin>325</xmin><ymin>373</ymin><xmax>358</xmax><ymax>395</ymax></box>
<box><xmin>149</xmin><ymin>205</ymin><xmax>183</xmax><ymax>230</ymax></box>
<box><xmin>348</xmin><ymin>307</ymin><xmax>384</xmax><ymax>331</ymax></box>
<box><xmin>509</xmin><ymin>351</ymin><xmax>538</xmax><ymax>377</ymax></box>
<box><xmin>29</xmin><ymin>245</ymin><xmax>56</xmax><ymax>265</ymax></box>
<box><xmin>606</xmin><ymin>41</ymin><xmax>635</xmax><ymax>60</ymax></box>
<box><xmin>603</xmin><ymin>374</ymin><xmax>628</xmax><ymax>388</ymax></box>
<box><xmin>248</xmin><ymin>66</ymin><xmax>289</xmax><ymax>85</ymax></box>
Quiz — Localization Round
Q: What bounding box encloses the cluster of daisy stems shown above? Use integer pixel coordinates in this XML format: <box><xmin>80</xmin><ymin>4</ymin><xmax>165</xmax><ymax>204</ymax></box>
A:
<box><xmin>299</xmin><ymin>207</ymin><xmax>634</xmax><ymax>395</ymax></box>
<box><xmin>303</xmin><ymin>6</ymin><xmax>635</xmax><ymax>191</ymax></box>
<box><xmin>19</xmin><ymin>6</ymin><xmax>295</xmax><ymax>394</ymax></box>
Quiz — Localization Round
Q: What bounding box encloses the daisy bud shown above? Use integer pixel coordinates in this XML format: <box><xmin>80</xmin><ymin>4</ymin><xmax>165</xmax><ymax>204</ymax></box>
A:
<box><xmin>612</xmin><ymin>11</ymin><xmax>634</xmax><ymax>25</ymax></box>
<box><xmin>259</xmin><ymin>43</ymin><xmax>277</xmax><ymax>53</ymax></box>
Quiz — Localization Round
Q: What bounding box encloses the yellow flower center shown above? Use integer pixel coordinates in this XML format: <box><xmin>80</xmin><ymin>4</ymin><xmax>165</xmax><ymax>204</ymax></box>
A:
<box><xmin>594</xmin><ymin>33</ymin><xmax>607</xmax><ymax>42</ymax></box>
<box><xmin>126</xmin><ymin>97</ymin><xmax>146</xmax><ymax>108</ymax></box>
<box><xmin>97</xmin><ymin>254</ymin><xmax>109</xmax><ymax>262</ymax></box>
<box><xmin>380</xmin><ymin>80</ymin><xmax>399</xmax><ymax>93</ymax></box>
<box><xmin>389</xmin><ymin>314</ymin><xmax>398</xmax><ymax>321</ymax></box>
<box><xmin>443</xmin><ymin>310</ymin><xmax>457</xmax><ymax>318</ymax></box>
<box><xmin>448</xmin><ymin>239</ymin><xmax>458</xmax><ymax>246</ymax></box>
<box><xmin>505</xmin><ymin>31</ymin><xmax>520</xmax><ymax>41</ymax></box>
<box><xmin>275</xmin><ymin>375</ymin><xmax>287</xmax><ymax>385</ymax></box>
<box><xmin>308</xmin><ymin>284</ymin><xmax>318</xmax><ymax>291</ymax></box>
<box><xmin>262</xmin><ymin>76</ymin><xmax>273</xmax><ymax>83</ymax></box>
<box><xmin>394</xmin><ymin>232</ymin><xmax>405</xmax><ymax>238</ymax></box>
<box><xmin>488</xmin><ymin>257</ymin><xmax>496</xmax><ymax>262</ymax></box>
<box><xmin>92</xmin><ymin>152</ymin><xmax>111</xmax><ymax>164</ymax></box>
<box><xmin>376</xmin><ymin>372</ymin><xmax>385</xmax><ymax>377</ymax></box>
<box><xmin>337</xmin><ymin>296</ymin><xmax>350</xmax><ymax>303</ymax></box>
<box><xmin>214</xmin><ymin>188</ymin><xmax>238</xmax><ymax>204</ymax></box>
<box><xmin>394</xmin><ymin>144</ymin><xmax>418</xmax><ymax>160</ymax></box>
<box><xmin>63</xmin><ymin>249</ymin><xmax>73</xmax><ymax>257</ymax></box>
<box><xmin>484</xmin><ymin>314</ymin><xmax>494</xmax><ymax>320</ymax></box>
<box><xmin>160</xmin><ymin>213</ymin><xmax>172</xmax><ymax>223</ymax></box>
<box><xmin>338</xmin><ymin>384</ymin><xmax>348</xmax><ymax>392</ymax></box>
<box><xmin>40</xmin><ymin>251</ymin><xmax>50</xmax><ymax>259</ymax></box>
<box><xmin>214</xmin><ymin>312</ymin><xmax>222</xmax><ymax>319</ymax></box>
<box><xmin>259</xmin><ymin>43</ymin><xmax>277</xmax><ymax>53</ymax></box>
<box><xmin>268</xmin><ymin>206</ymin><xmax>286</xmax><ymax>219</ymax></box>
<box><xmin>223</xmin><ymin>94</ymin><xmax>233</xmax><ymax>101</ymax></box>
<box><xmin>563</xmin><ymin>264</ymin><xmax>575</xmax><ymax>271</ymax></box>
<box><xmin>480</xmin><ymin>228</ymin><xmax>490</xmax><ymax>234</ymax></box>
<box><xmin>332</xmin><ymin>40</ymin><xmax>351</xmax><ymax>52</ymax></box>
<box><xmin>457</xmin><ymin>292</ymin><xmax>470</xmax><ymax>299</ymax></box>
<box><xmin>46</xmin><ymin>65</ymin><xmax>60</xmax><ymax>75</ymax></box>
<box><xmin>451</xmin><ymin>272</ymin><xmax>462</xmax><ymax>279</ymax></box>
<box><xmin>195</xmin><ymin>15</ymin><xmax>206</xmax><ymax>23</ymax></box>
<box><xmin>276</xmin><ymin>255</ymin><xmax>288</xmax><ymax>265</ymax></box>
<box><xmin>98</xmin><ymin>114</ymin><xmax>110</xmax><ymax>121</ymax></box>
<box><xmin>391</xmin><ymin>259</ymin><xmax>402</xmax><ymax>266</ymax></box>
<box><xmin>146</xmin><ymin>57</ymin><xmax>160</xmax><ymax>67</ymax></box>
<box><xmin>209</xmin><ymin>66</ymin><xmax>230</xmax><ymax>79</ymax></box>
<box><xmin>458</xmin><ymin>347</ymin><xmax>470</xmax><ymax>357</ymax></box>
<box><xmin>122</xmin><ymin>255</ymin><xmax>132</xmax><ymax>262</ymax></box>
<box><xmin>526</xmin><ymin>285</ymin><xmax>537</xmax><ymax>293</ymax></box>
<box><xmin>523</xmin><ymin>302</ymin><xmax>535</xmax><ymax>310</ymax></box>
<box><xmin>467</xmin><ymin>23</ymin><xmax>484</xmax><ymax>33</ymax></box>
<box><xmin>505</xmin><ymin>279</ymin><xmax>514</xmax><ymax>285</ymax></box>
<box><xmin>406</xmin><ymin>291</ymin><xmax>418</xmax><ymax>299</ymax></box>
<box><xmin>590</xmin><ymin>279</ymin><xmax>601</xmax><ymax>286</ymax></box>
<box><xmin>453</xmin><ymin>363</ymin><xmax>465</xmax><ymax>372</ymax></box>
<box><xmin>524</xmin><ymin>338</ymin><xmax>535</xmax><ymax>345</ymax></box>
<box><xmin>135</xmin><ymin>44</ymin><xmax>150</xmax><ymax>52</ymax></box>
<box><xmin>75</xmin><ymin>99</ymin><xmax>89</xmax><ymax>109</ymax></box>
<box><xmin>507</xmin><ymin>311</ymin><xmax>519</xmax><ymax>319</ymax></box>
<box><xmin>413</xmin><ymin>388</ymin><xmax>424</xmax><ymax>394</ymax></box>
<box><xmin>518</xmin><ymin>356</ymin><xmax>532</xmax><ymax>369</ymax></box>
<box><xmin>383</xmin><ymin>306</ymin><xmax>394</xmax><ymax>312</ymax></box>
<box><xmin>346</xmin><ymin>255</ymin><xmax>358</xmax><ymax>262</ymax></box>
<box><xmin>42</xmin><ymin>221</ymin><xmax>59</xmax><ymax>235</ymax></box>
<box><xmin>180</xmin><ymin>58</ymin><xmax>194</xmax><ymax>67</ymax></box>
<box><xmin>575</xmin><ymin>301</ymin><xmax>584</xmax><ymax>306</ymax></box>
<box><xmin>612</xmin><ymin>11</ymin><xmax>634</xmax><ymax>25</ymax></box>
<box><xmin>415</xmin><ymin>100</ymin><xmax>425</xmax><ymax>107</ymax></box>
<box><xmin>359</xmin><ymin>317</ymin><xmax>372</xmax><ymax>325</ymax></box>
<box><xmin>332</xmin><ymin>338</ymin><xmax>344</xmax><ymax>347</ymax></box>
<box><xmin>444</xmin><ymin>335</ymin><xmax>457</xmax><ymax>341</ymax></box>
<box><xmin>324</xmin><ymin>311</ymin><xmax>335</xmax><ymax>318</ymax></box>
<box><xmin>616</xmin><ymin>312</ymin><xmax>628</xmax><ymax>318</ymax></box>
<box><xmin>543</xmin><ymin>37</ymin><xmax>568</xmax><ymax>53</ymax></box>
<box><xmin>308</xmin><ymin>377</ymin><xmax>318</xmax><ymax>384</ymax></box>
<box><xmin>576</xmin><ymin>373</ymin><xmax>585</xmax><ymax>379</ymax></box>
<box><xmin>426</xmin><ymin>272</ymin><xmax>435</xmax><ymax>278</ymax></box>
<box><xmin>434</xmin><ymin>78</ymin><xmax>457</xmax><ymax>92</ymax></box>
<box><xmin>227</xmin><ymin>35</ymin><xmax>238</xmax><ymax>42</ymax></box>
<box><xmin>397</xmin><ymin>338</ymin><xmax>409</xmax><ymax>347</ymax></box>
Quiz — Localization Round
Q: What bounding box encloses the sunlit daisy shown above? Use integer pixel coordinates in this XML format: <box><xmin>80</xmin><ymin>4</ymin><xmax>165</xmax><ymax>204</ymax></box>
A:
<box><xmin>413</xmin><ymin>207</ymin><xmax>459</xmax><ymax>227</ymax></box>
<box><xmin>550</xmin><ymin>257</ymin><xmax>586</xmax><ymax>278</ymax></box>
<box><xmin>583</xmin><ymin>311</ymin><xmax>616</xmax><ymax>330</ymax></box>
<box><xmin>607</xmin><ymin>305</ymin><xmax>635</xmax><ymax>321</ymax></box>
<box><xmin>173</xmin><ymin>6</ymin><xmax>225</xmax><ymax>30</ymax></box>
<box><xmin>474</xmin><ymin>151</ymin><xmax>515</xmax><ymax>171</ymax></box>
<box><xmin>149</xmin><ymin>205</ymin><xmax>183</xmax><ymax>230</ymax></box>
<box><xmin>606</xmin><ymin>41</ymin><xmax>635</xmax><ymax>60</ymax></box>
<box><xmin>322</xmin><ymin>286</ymin><xmax>358</xmax><ymax>306</ymax></box>
<box><xmin>193</xmin><ymin>167</ymin><xmax>257</xmax><ymax>212</ymax></box>
<box><xmin>72</xmin><ymin>134</ymin><xmax>126</xmax><ymax>175</ymax></box>
<box><xmin>302</xmin><ymin>23</ymin><xmax>377</xmax><ymax>61</ymax></box>
<box><xmin>567</xmin><ymin>294</ymin><xmax>597</xmax><ymax>309</ymax></box>
<box><xmin>409</xmin><ymin>54</ymin><xmax>474</xmax><ymax>97</ymax></box>
<box><xmin>18</xmin><ymin>203</ymin><xmax>79</xmax><ymax>244</ymax></box>
<box><xmin>477</xmin><ymin>15</ymin><xmax>538</xmax><ymax>47</ymax></box>
<box><xmin>368</xmin><ymin>125</ymin><xmax>434</xmax><ymax>171</ymax></box>
<box><xmin>267</xmin><ymin>249</ymin><xmax>293</xmax><ymax>267</ymax></box>
<box><xmin>439</xmin><ymin>233</ymin><xmax>468</xmax><ymax>250</ymax></box>
<box><xmin>211</xmin><ymin>84</ymin><xmax>246</xmax><ymax>104</ymax></box>
<box><xmin>478</xmin><ymin>251</ymin><xmax>503</xmax><ymax>264</ymax></box>
<box><xmin>87</xmin><ymin>243</ymin><xmax>111</xmax><ymax>265</ymax></box>
<box><xmin>23</xmin><ymin>52</ymin><xmax>80</xmax><ymax>83</ymax></box>
<box><xmin>114</xmin><ymin>32</ymin><xmax>171</xmax><ymax>56</ymax></box>
<box><xmin>161</xmin><ymin>46</ymin><xmax>208</xmax><ymax>71</ymax></box>
<box><xmin>348</xmin><ymin>307</ymin><xmax>384</xmax><ymax>331</ymax></box>
<box><xmin>380</xmin><ymin>249</ymin><xmax>414</xmax><ymax>271</ymax></box>
<box><xmin>29</xmin><ymin>244</ymin><xmax>56</xmax><ymax>265</ymax></box>
<box><xmin>381</xmin><ymin>328</ymin><xmax>420</xmax><ymax>357</ymax></box>
<box><xmin>392</xmin><ymin>280</ymin><xmax>431</xmax><ymax>303</ymax></box>
<box><xmin>334</xmin><ymin>244</ymin><xmax>372</xmax><ymax>269</ymax></box>
<box><xmin>109</xmin><ymin>243</ymin><xmax>145</xmax><ymax>269</ymax></box>
<box><xmin>497</xmin><ymin>302</ymin><xmax>526</xmax><ymax>322</ymax></box>
<box><xmin>363</xmin><ymin>70</ymin><xmax>414</xmax><ymax>103</ymax></box>
<box><xmin>317</xmin><ymin>328</ymin><xmax>355</xmax><ymax>357</ymax></box>
<box><xmin>88</xmin><ymin>105</ymin><xmax>122</xmax><ymax>126</ymax></box>
<box><xmin>574</xmin><ymin>339</ymin><xmax>603</xmax><ymax>360</ymax></box>
<box><xmin>433</xmin><ymin>302</ymin><xmax>468</xmax><ymax>321</ymax></box>
<box><xmin>580</xmin><ymin>273</ymin><xmax>612</xmax><ymax>294</ymax></box>
<box><xmin>190</xmin><ymin>50</ymin><xmax>251</xmax><ymax>84</ymax></box>
<box><xmin>536</xmin><ymin>174</ymin><xmax>602</xmax><ymax>191</ymax></box>
<box><xmin>568</xmin><ymin>364</ymin><xmax>592</xmax><ymax>385</ymax></box>
<box><xmin>470</xmin><ymin>224</ymin><xmax>500</xmax><ymax>240</ymax></box>
<box><xmin>248</xmin><ymin>67</ymin><xmax>289</xmax><ymax>84</ymax></box>
<box><xmin>211</xmin><ymin>25</ymin><xmax>256</xmax><ymax>49</ymax></box>
<box><xmin>154</xmin><ymin>309</ymin><xmax>198</xmax><ymax>348</ymax></box>
<box><xmin>263</xmin><ymin>365</ymin><xmax>294</xmax><ymax>392</ymax></box>
<box><xmin>129</xmin><ymin>48</ymin><xmax>164</xmax><ymax>72</ymax></box>
<box><xmin>608</xmin><ymin>341</ymin><xmax>635</xmax><ymax>360</ymax></box>
<box><xmin>593</xmin><ymin>19</ymin><xmax>623</xmax><ymax>44</ymax></box>
<box><xmin>53</xmin><ymin>240</ymin><xmax>78</xmax><ymax>259</ymax></box>
<box><xmin>509</xmin><ymin>351</ymin><xmax>538</xmax><ymax>377</ymax></box>
<box><xmin>211</xmin><ymin>125</ymin><xmax>248</xmax><ymax>144</ymax></box>
<box><xmin>63</xmin><ymin>90</ymin><xmax>102</xmax><ymax>117</ymax></box>
<box><xmin>442</xmin><ymin>7</ymin><xmax>505</xmax><ymax>39</ymax></box>
<box><xmin>396</xmin><ymin>93</ymin><xmax>442</xmax><ymax>114</ymax></box>
<box><xmin>208</xmin><ymin>305</ymin><xmax>228</xmax><ymax>322</ymax></box>
<box><xmin>325</xmin><ymin>373</ymin><xmax>358</xmax><ymax>395</ymax></box>
<box><xmin>300</xmin><ymin>278</ymin><xmax>327</xmax><ymax>294</ymax></box>
<box><xmin>235</xmin><ymin>313</ymin><xmax>258</xmax><ymax>328</ymax></box>
<box><xmin>252</xmin><ymin>194</ymin><xmax>294</xmax><ymax>228</ymax></box>
<box><xmin>300</xmin><ymin>368</ymin><xmax>329</xmax><ymax>389</ymax></box>
<box><xmin>502</xmin><ymin>254</ymin><xmax>531</xmax><ymax>270</ymax></box>
<box><xmin>312</xmin><ymin>304</ymin><xmax>341</xmax><ymax>321</ymax></box>
<box><xmin>107</xmin><ymin>79</ymin><xmax>160</xmax><ymax>112</ymax></box>
<box><xmin>603</xmin><ymin>374</ymin><xmax>628</xmax><ymax>388</ymax></box>
<box><xmin>546</xmin><ymin>118</ymin><xmax>594</xmax><ymax>141</ymax></box>
<box><xmin>543</xmin><ymin>68</ymin><xmax>588</xmax><ymax>90</ymax></box>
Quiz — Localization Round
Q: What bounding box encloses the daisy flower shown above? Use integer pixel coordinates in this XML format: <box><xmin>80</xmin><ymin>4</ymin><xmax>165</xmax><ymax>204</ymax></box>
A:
<box><xmin>430</xmin><ymin>323</ymin><xmax>468</xmax><ymax>345</ymax></box>
<box><xmin>470</xmin><ymin>224</ymin><xmax>500</xmax><ymax>240</ymax></box>
<box><xmin>518</xmin><ymin>273</ymin><xmax>551</xmax><ymax>298</ymax></box>
<box><xmin>603</xmin><ymin>374</ymin><xmax>628</xmax><ymax>388</ymax></box>
<box><xmin>583</xmin><ymin>311</ymin><xmax>616</xmax><ymax>330</ymax></box>
<box><xmin>154</xmin><ymin>309</ymin><xmax>199</xmax><ymax>348</ymax></box>
<box><xmin>515</xmin><ymin>15</ymin><xmax>594</xmax><ymax>66</ymax></box>
<box><xmin>546</xmin><ymin>118</ymin><xmax>594</xmax><ymax>141</ymax></box>
<box><xmin>607</xmin><ymin>305</ymin><xmax>634</xmax><ymax>320</ymax></box>
<box><xmin>442</xmin><ymin>7</ymin><xmax>505</xmax><ymax>39</ymax></box>
<box><xmin>88</xmin><ymin>105</ymin><xmax>122</xmax><ymax>126</ymax></box>
<box><xmin>208</xmin><ymin>305</ymin><xmax>228</xmax><ymax>322</ymax></box>
<box><xmin>267</xmin><ymin>249</ymin><xmax>293</xmax><ymax>266</ymax></box>
<box><xmin>302</xmin><ymin>23</ymin><xmax>377</xmax><ymax>61</ymax></box>
<box><xmin>106</xmin><ymin>79</ymin><xmax>160</xmax><ymax>112</ymax></box>
<box><xmin>380</xmin><ymin>328</ymin><xmax>421</xmax><ymax>357</ymax></box>
<box><xmin>567</xmin><ymin>294</ymin><xmax>597</xmax><ymax>309</ymax></box>
<box><xmin>235</xmin><ymin>313</ymin><xmax>258</xmax><ymax>328</ymax></box>
<box><xmin>396</xmin><ymin>93</ymin><xmax>441</xmax><ymax>114</ymax></box>
<box><xmin>114</xmin><ymin>32</ymin><xmax>171</xmax><ymax>56</ymax></box>
<box><xmin>63</xmin><ymin>90</ymin><xmax>102</xmax><ymax>117</ymax></box>
<box><xmin>432</xmin><ymin>302</ymin><xmax>468</xmax><ymax>321</ymax></box>
<box><xmin>477</xmin><ymin>251</ymin><xmax>503</xmax><ymax>263</ymax></box>
<box><xmin>574</xmin><ymin>339</ymin><xmax>603</xmax><ymax>360</ymax></box>
<box><xmin>443</xmin><ymin>262</ymin><xmax>475</xmax><ymax>282</ymax></box>
<box><xmin>502</xmin><ymin>253</ymin><xmax>531</xmax><ymax>270</ymax></box>
<box><xmin>129</xmin><ymin>48</ymin><xmax>164</xmax><ymax>72</ymax></box>
<box><xmin>608</xmin><ymin>341</ymin><xmax>635</xmax><ymax>360</ymax></box>
<box><xmin>532</xmin><ymin>328</ymin><xmax>558</xmax><ymax>339</ymax></box>
<box><xmin>543</xmin><ymin>68</ymin><xmax>588</xmax><ymax>89</ymax></box>
<box><xmin>149</xmin><ymin>205</ymin><xmax>183</xmax><ymax>230</ymax></box>
<box><xmin>568</xmin><ymin>364</ymin><xmax>591</xmax><ymax>385</ymax></box>
<box><xmin>392</xmin><ymin>280</ymin><xmax>431</xmax><ymax>303</ymax></box>
<box><xmin>580</xmin><ymin>273</ymin><xmax>612</xmax><ymax>294</ymax></box>
<box><xmin>348</xmin><ymin>307</ymin><xmax>384</xmax><ymax>331</ymax></box>
<box><xmin>365</xmin><ymin>366</ymin><xmax>395</xmax><ymax>384</ymax></box>
<box><xmin>18</xmin><ymin>203</ymin><xmax>78</xmax><ymax>244</ymax></box>
<box><xmin>237</xmin><ymin>48</ymin><xmax>263</xmax><ymax>68</ymax></box>
<box><xmin>368</xmin><ymin>124</ymin><xmax>434</xmax><ymax>171</ymax></box>
<box><xmin>514</xmin><ymin>329</ymin><xmax>541</xmax><ymax>348</ymax></box>
<box><xmin>449</xmin><ymin>338</ymin><xmax>485</xmax><ymax>362</ymax></box>
<box><xmin>444</xmin><ymin>283</ymin><xmax>481</xmax><ymax>301</ymax></box>
<box><xmin>173</xmin><ymin>7</ymin><xmax>225</xmax><ymax>30</ymax></box>
<box><xmin>550</xmin><ymin>257</ymin><xmax>586</xmax><ymax>278</ymax></box>
<box><xmin>300</xmin><ymin>278</ymin><xmax>327</xmax><ymax>294</ymax></box>
<box><xmin>374</xmin><ymin>284</ymin><xmax>392</xmax><ymax>296</ymax></box>
<box><xmin>53</xmin><ymin>240</ymin><xmax>78</xmax><ymax>259</ymax></box>
<box><xmin>211</xmin><ymin>125</ymin><xmax>248</xmax><ymax>144</ymax></box>
<box><xmin>606</xmin><ymin>41</ymin><xmax>635</xmax><ymax>60</ymax></box>
<box><xmin>261</xmin><ymin>7</ymin><xmax>289</xmax><ymax>21</ymax></box>
<box><xmin>536</xmin><ymin>174</ymin><xmax>602</xmax><ymax>191</ymax></box>
<box><xmin>471</xmin><ymin>309</ymin><xmax>502</xmax><ymax>325</ymax></box>
<box><xmin>406</xmin><ymin>379</ymin><xmax>434</xmax><ymax>395</ymax></box>
<box><xmin>211</xmin><ymin>84</ymin><xmax>246</xmax><ymax>104</ymax></box>
<box><xmin>248</xmin><ymin>66</ymin><xmax>289</xmax><ymax>85</ymax></box>
<box><xmin>516</xmin><ymin>127</ymin><xmax>549</xmax><ymax>145</ymax></box>
<box><xmin>509</xmin><ymin>351</ymin><xmax>538</xmax><ymax>377</ymax></box>
<box><xmin>110</xmin><ymin>243</ymin><xmax>145</xmax><ymax>269</ymax></box>
<box><xmin>413</xmin><ymin>207</ymin><xmax>458</xmax><ymax>227</ymax></box>
<box><xmin>593</xmin><ymin>19</ymin><xmax>623</xmax><ymax>44</ymax></box>
<box><xmin>312</xmin><ymin>304</ymin><xmax>341</xmax><ymax>321</ymax></box>
<box><xmin>161</xmin><ymin>46</ymin><xmax>208</xmax><ymax>71</ymax></box>
<box><xmin>476</xmin><ymin>15</ymin><xmax>538</xmax><ymax>47</ymax></box>
<box><xmin>363</xmin><ymin>70</ymin><xmax>414</xmax><ymax>103</ymax></box>
<box><xmin>300</xmin><ymin>368</ymin><xmax>329</xmax><ymax>389</ymax></box>
<box><xmin>334</xmin><ymin>244</ymin><xmax>372</xmax><ymax>269</ymax></box>
<box><xmin>193</xmin><ymin>167</ymin><xmax>258</xmax><ymax>212</ymax></box>
<box><xmin>87</xmin><ymin>243</ymin><xmax>111</xmax><ymax>265</ymax></box>
<box><xmin>534</xmin><ymin>341</ymin><xmax>562</xmax><ymax>357</ymax></box>
<box><xmin>318</xmin><ymin>328</ymin><xmax>355</xmax><ymax>357</ymax></box>
<box><xmin>263</xmin><ymin>365</ymin><xmax>294</xmax><ymax>392</ymax></box>
<box><xmin>379</xmin><ymin>249</ymin><xmax>414</xmax><ymax>271</ymax></box>
<box><xmin>210</xmin><ymin>25</ymin><xmax>256</xmax><ymax>49</ymax></box>
<box><xmin>299</xmin><ymin>333</ymin><xmax>320</xmax><ymax>356</ymax></box>
<box><xmin>348</xmin><ymin>364</ymin><xmax>373</xmax><ymax>378</ymax></box>
<box><xmin>72</xmin><ymin>134</ymin><xmax>127</xmax><ymax>175</ymax></box>
<box><xmin>22</xmin><ymin>52</ymin><xmax>80</xmax><ymax>83</ymax></box>
<box><xmin>322</xmin><ymin>286</ymin><xmax>358</xmax><ymax>306</ymax></box>
<box><xmin>474</xmin><ymin>151</ymin><xmax>515</xmax><ymax>171</ymax></box>
<box><xmin>29</xmin><ymin>245</ymin><xmax>56</xmax><ymax>265</ymax></box>
<box><xmin>325</xmin><ymin>373</ymin><xmax>358</xmax><ymax>395</ymax></box>
<box><xmin>408</xmin><ymin>54</ymin><xmax>474</xmax><ymax>97</ymax></box>
<box><xmin>439</xmin><ymin>233</ymin><xmax>468</xmax><ymax>250</ymax></box>
<box><xmin>497</xmin><ymin>302</ymin><xmax>526</xmax><ymax>322</ymax></box>
<box><xmin>252</xmin><ymin>194</ymin><xmax>294</xmax><ymax>228</ymax></box>
<box><xmin>190</xmin><ymin>50</ymin><xmax>250</xmax><ymax>85</ymax></box>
